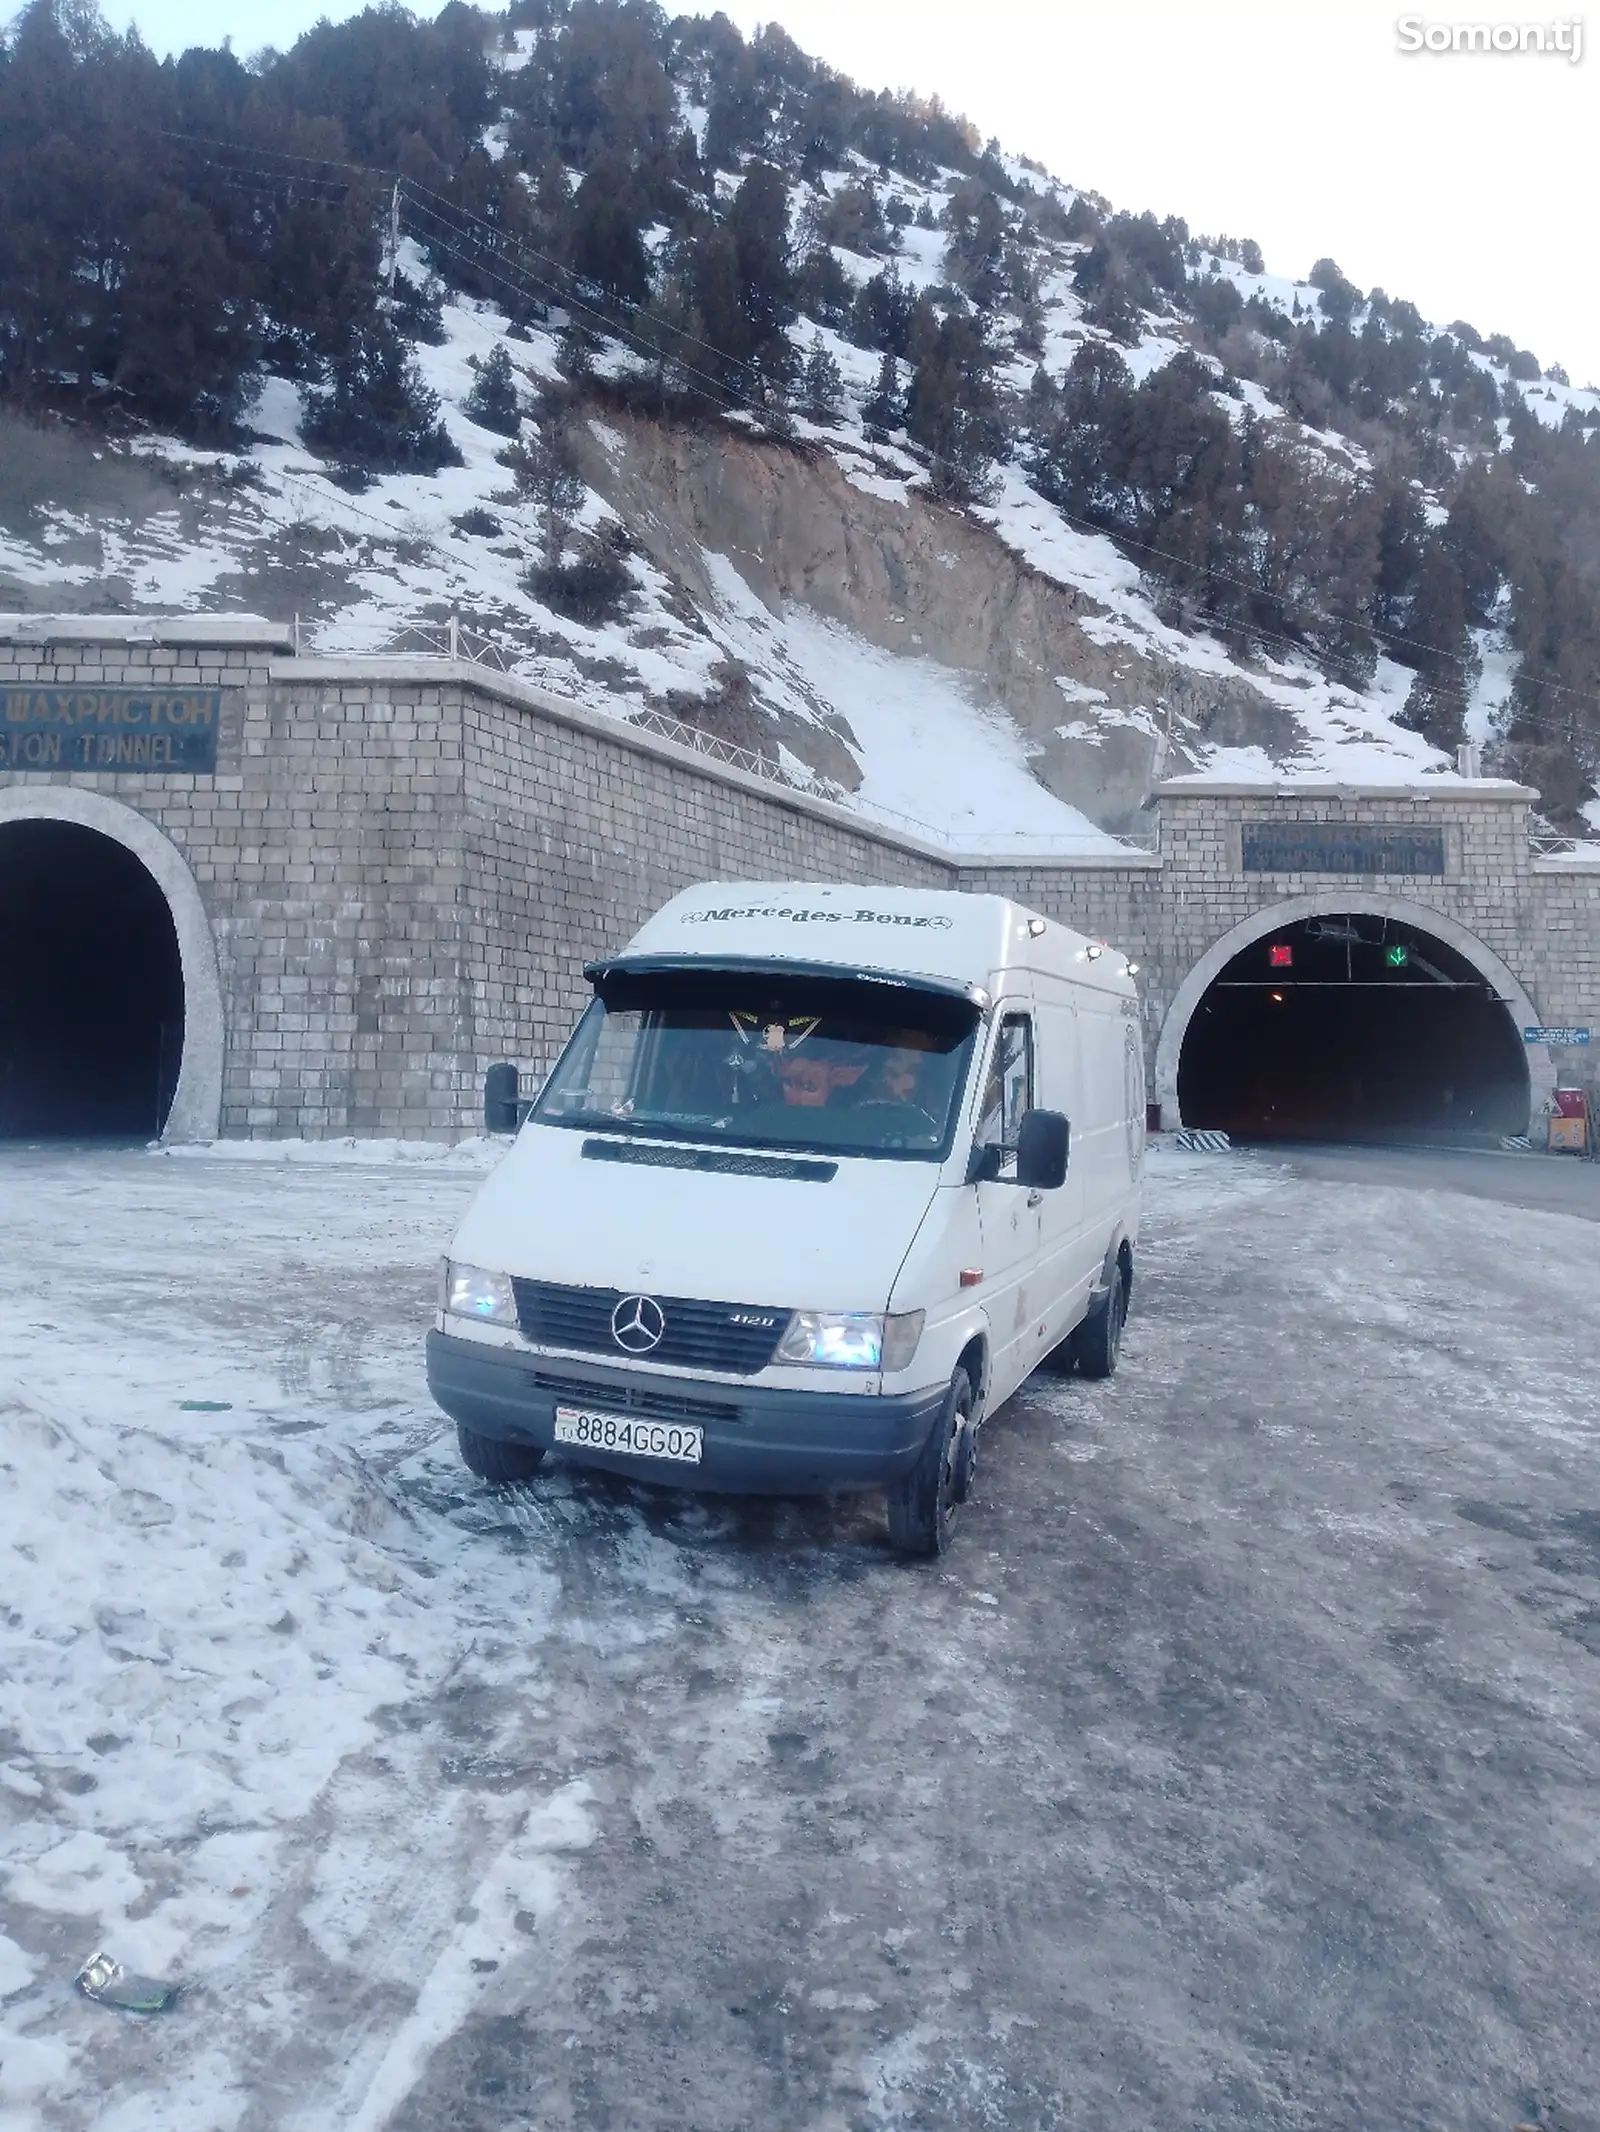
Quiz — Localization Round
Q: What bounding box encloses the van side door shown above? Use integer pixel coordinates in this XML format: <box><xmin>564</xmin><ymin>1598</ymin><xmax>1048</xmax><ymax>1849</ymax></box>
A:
<box><xmin>972</xmin><ymin>1002</ymin><xmax>1043</xmax><ymax>1407</ymax></box>
<box><xmin>1029</xmin><ymin>981</ymin><xmax>1094</xmax><ymax>1357</ymax></box>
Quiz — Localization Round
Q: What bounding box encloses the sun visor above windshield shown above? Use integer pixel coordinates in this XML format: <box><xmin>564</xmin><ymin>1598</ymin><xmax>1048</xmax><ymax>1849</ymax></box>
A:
<box><xmin>582</xmin><ymin>952</ymin><xmax>990</xmax><ymax>1011</ymax></box>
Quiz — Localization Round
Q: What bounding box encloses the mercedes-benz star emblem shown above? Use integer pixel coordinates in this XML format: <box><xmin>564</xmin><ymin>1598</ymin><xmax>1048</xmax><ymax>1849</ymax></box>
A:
<box><xmin>611</xmin><ymin>1294</ymin><xmax>666</xmax><ymax>1354</ymax></box>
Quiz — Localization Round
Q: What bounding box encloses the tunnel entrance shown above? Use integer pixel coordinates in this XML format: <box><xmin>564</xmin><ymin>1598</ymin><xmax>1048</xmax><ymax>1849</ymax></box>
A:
<box><xmin>1177</xmin><ymin>912</ymin><xmax>1529</xmax><ymax>1143</ymax></box>
<box><xmin>0</xmin><ymin>819</ymin><xmax>185</xmax><ymax>1139</ymax></box>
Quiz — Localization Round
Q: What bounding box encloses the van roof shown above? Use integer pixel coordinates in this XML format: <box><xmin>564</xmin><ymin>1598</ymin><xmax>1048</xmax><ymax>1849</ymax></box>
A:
<box><xmin>612</xmin><ymin>883</ymin><xmax>1137</xmax><ymax>997</ymax></box>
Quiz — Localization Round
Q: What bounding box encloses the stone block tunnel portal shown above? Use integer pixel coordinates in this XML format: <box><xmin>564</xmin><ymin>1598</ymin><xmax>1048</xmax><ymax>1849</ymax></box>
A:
<box><xmin>0</xmin><ymin>821</ymin><xmax>1567</xmax><ymax>1154</ymax></box>
<box><xmin>0</xmin><ymin>784</ymin><xmax>226</xmax><ymax>1146</ymax></box>
<box><xmin>0</xmin><ymin>624</ymin><xmax>1590</xmax><ymax>1149</ymax></box>
<box><xmin>0</xmin><ymin>817</ymin><xmax>185</xmax><ymax>1137</ymax></box>
<box><xmin>1162</xmin><ymin>901</ymin><xmax>1535</xmax><ymax>1144</ymax></box>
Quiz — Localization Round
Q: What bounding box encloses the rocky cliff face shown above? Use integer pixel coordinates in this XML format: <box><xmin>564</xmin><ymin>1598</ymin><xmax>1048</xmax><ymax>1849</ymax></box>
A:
<box><xmin>0</xmin><ymin>311</ymin><xmax>1449</xmax><ymax>855</ymax></box>
<box><xmin>579</xmin><ymin>412</ymin><xmax>1296</xmax><ymax>834</ymax></box>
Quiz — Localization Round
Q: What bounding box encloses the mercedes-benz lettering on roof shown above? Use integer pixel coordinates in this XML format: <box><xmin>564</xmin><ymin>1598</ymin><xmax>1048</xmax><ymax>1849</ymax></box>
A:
<box><xmin>610</xmin><ymin>883</ymin><xmax>1128</xmax><ymax>993</ymax></box>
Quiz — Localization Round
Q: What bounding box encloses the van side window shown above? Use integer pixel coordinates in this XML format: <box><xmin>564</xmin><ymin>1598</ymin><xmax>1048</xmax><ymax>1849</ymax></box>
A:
<box><xmin>978</xmin><ymin>1014</ymin><xmax>1034</xmax><ymax>1163</ymax></box>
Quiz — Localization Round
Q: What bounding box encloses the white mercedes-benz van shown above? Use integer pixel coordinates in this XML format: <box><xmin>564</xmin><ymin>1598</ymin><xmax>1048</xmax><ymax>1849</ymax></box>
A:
<box><xmin>426</xmin><ymin>883</ymin><xmax>1144</xmax><ymax>1555</ymax></box>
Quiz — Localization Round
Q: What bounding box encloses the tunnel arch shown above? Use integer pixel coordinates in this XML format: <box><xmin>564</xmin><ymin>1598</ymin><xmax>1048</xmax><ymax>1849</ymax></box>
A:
<box><xmin>0</xmin><ymin>788</ymin><xmax>223</xmax><ymax>1142</ymax></box>
<box><xmin>1155</xmin><ymin>893</ymin><xmax>1552</xmax><ymax>1136</ymax></box>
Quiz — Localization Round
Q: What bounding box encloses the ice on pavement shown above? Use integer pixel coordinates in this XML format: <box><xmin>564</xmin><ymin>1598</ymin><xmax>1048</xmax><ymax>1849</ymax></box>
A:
<box><xmin>1</xmin><ymin>1144</ymin><xmax>1251</xmax><ymax>2002</ymax></box>
<box><xmin>0</xmin><ymin>1153</ymin><xmax>576</xmax><ymax>2132</ymax></box>
<box><xmin>5</xmin><ymin>1139</ymin><xmax>1599</xmax><ymax>2127</ymax></box>
<box><xmin>154</xmin><ymin>1134</ymin><xmax>506</xmax><ymax>1169</ymax></box>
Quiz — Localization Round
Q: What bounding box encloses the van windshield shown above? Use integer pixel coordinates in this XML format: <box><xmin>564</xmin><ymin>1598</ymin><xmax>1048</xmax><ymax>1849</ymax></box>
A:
<box><xmin>535</xmin><ymin>969</ymin><xmax>981</xmax><ymax>1161</ymax></box>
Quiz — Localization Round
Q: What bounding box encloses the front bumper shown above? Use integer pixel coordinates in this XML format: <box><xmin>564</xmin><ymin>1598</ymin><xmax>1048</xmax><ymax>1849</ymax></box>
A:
<box><xmin>425</xmin><ymin>1330</ymin><xmax>946</xmax><ymax>1495</ymax></box>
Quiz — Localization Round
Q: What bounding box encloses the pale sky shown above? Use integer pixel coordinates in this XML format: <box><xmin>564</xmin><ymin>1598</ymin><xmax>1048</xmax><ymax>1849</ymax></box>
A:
<box><xmin>92</xmin><ymin>0</ymin><xmax>1598</xmax><ymax>383</ymax></box>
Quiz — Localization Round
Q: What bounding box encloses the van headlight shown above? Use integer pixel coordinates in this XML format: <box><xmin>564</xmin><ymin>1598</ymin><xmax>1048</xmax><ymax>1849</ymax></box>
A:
<box><xmin>442</xmin><ymin>1260</ymin><xmax>518</xmax><ymax>1325</ymax></box>
<box><xmin>774</xmin><ymin>1310</ymin><xmax>925</xmax><ymax>1372</ymax></box>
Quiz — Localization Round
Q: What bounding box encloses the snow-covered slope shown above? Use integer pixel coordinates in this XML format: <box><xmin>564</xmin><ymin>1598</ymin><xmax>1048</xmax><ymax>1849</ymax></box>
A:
<box><xmin>5</xmin><ymin>58</ymin><xmax>1597</xmax><ymax>849</ymax></box>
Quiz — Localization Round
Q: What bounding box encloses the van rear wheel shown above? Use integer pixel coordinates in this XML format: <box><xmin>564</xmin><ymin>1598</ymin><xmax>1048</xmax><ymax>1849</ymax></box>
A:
<box><xmin>457</xmin><ymin>1423</ymin><xmax>547</xmax><ymax>1484</ymax></box>
<box><xmin>886</xmin><ymin>1368</ymin><xmax>973</xmax><ymax>1559</ymax></box>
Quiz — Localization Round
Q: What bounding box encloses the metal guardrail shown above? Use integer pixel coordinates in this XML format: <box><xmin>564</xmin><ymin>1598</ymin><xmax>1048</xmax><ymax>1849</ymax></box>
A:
<box><xmin>626</xmin><ymin>704</ymin><xmax>814</xmax><ymax>790</ymax></box>
<box><xmin>290</xmin><ymin>614</ymin><xmax>1160</xmax><ymax>857</ymax></box>
<box><xmin>1530</xmin><ymin>832</ymin><xmax>1600</xmax><ymax>860</ymax></box>
<box><xmin>295</xmin><ymin>616</ymin><xmax>521</xmax><ymax>673</ymax></box>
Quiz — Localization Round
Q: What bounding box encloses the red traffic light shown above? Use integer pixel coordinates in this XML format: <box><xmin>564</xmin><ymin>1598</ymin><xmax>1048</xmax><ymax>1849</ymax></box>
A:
<box><xmin>1268</xmin><ymin>943</ymin><xmax>1293</xmax><ymax>969</ymax></box>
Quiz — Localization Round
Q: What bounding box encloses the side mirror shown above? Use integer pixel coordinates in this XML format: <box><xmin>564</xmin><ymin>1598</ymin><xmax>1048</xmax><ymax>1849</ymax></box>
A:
<box><xmin>484</xmin><ymin>1061</ymin><xmax>522</xmax><ymax>1135</ymax></box>
<box><xmin>1015</xmin><ymin>1108</ymin><xmax>1070</xmax><ymax>1190</ymax></box>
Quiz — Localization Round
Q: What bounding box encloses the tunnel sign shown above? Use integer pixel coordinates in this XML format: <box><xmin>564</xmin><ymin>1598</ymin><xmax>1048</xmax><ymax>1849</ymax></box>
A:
<box><xmin>0</xmin><ymin>686</ymin><xmax>221</xmax><ymax>773</ymax></box>
<box><xmin>1523</xmin><ymin>1026</ymin><xmax>1591</xmax><ymax>1046</ymax></box>
<box><xmin>1242</xmin><ymin>824</ymin><xmax>1446</xmax><ymax>876</ymax></box>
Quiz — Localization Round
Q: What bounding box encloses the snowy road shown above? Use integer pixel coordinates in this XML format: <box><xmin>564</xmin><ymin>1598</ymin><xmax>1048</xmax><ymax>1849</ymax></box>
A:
<box><xmin>3</xmin><ymin>1142</ymin><xmax>1600</xmax><ymax>2131</ymax></box>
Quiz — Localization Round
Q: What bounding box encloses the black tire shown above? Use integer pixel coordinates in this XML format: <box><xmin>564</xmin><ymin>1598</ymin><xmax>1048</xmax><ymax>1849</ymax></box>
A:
<box><xmin>1073</xmin><ymin>1261</ymin><xmax>1129</xmax><ymax>1380</ymax></box>
<box><xmin>886</xmin><ymin>1368</ymin><xmax>973</xmax><ymax>1558</ymax></box>
<box><xmin>456</xmin><ymin>1423</ymin><xmax>547</xmax><ymax>1484</ymax></box>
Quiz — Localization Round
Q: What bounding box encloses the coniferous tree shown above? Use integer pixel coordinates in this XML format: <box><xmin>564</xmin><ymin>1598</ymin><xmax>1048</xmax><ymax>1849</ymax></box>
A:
<box><xmin>689</xmin><ymin>226</ymin><xmax>754</xmax><ymax>398</ymax></box>
<box><xmin>1308</xmin><ymin>258</ymin><xmax>1361</xmax><ymax>327</ymax></box>
<box><xmin>387</xmin><ymin>271</ymin><xmax>447</xmax><ymax>347</ymax></box>
<box><xmin>727</xmin><ymin>162</ymin><xmax>795</xmax><ymax>381</ymax></box>
<box><xmin>463</xmin><ymin>343</ymin><xmax>523</xmax><ymax>435</ymax></box>
<box><xmin>301</xmin><ymin>322</ymin><xmax>463</xmax><ymax>472</ymax></box>
<box><xmin>499</xmin><ymin>410</ymin><xmax>586</xmax><ymax>567</ymax></box>
<box><xmin>569</xmin><ymin>152</ymin><xmax>653</xmax><ymax>308</ymax></box>
<box><xmin>905</xmin><ymin>305</ymin><xmax>1001</xmax><ymax>501</ymax></box>
<box><xmin>861</xmin><ymin>351</ymin><xmax>904</xmax><ymax>437</ymax></box>
<box><xmin>848</xmin><ymin>266</ymin><xmax>914</xmax><ymax>357</ymax></box>
<box><xmin>800</xmin><ymin>337</ymin><xmax>844</xmax><ymax>423</ymax></box>
<box><xmin>1396</xmin><ymin>542</ymin><xmax>1473</xmax><ymax>751</ymax></box>
<box><xmin>943</xmin><ymin>182</ymin><xmax>1007</xmax><ymax>310</ymax></box>
<box><xmin>796</xmin><ymin>246</ymin><xmax>853</xmax><ymax>329</ymax></box>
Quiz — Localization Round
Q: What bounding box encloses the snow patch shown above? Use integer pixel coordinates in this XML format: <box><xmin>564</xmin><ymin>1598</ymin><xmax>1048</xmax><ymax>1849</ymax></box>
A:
<box><xmin>153</xmin><ymin>1135</ymin><xmax>505</xmax><ymax>1169</ymax></box>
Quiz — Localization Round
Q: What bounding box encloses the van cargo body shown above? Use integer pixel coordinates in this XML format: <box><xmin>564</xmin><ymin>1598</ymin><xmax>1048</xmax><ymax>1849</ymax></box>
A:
<box><xmin>426</xmin><ymin>884</ymin><xmax>1144</xmax><ymax>1555</ymax></box>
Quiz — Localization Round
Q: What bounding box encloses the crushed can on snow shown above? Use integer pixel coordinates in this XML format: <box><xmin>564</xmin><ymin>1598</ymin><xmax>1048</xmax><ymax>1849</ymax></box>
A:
<box><xmin>74</xmin><ymin>1950</ymin><xmax>182</xmax><ymax>2014</ymax></box>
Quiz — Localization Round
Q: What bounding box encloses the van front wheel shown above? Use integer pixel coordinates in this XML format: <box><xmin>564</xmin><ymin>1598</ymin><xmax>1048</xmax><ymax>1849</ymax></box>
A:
<box><xmin>457</xmin><ymin>1423</ymin><xmax>547</xmax><ymax>1484</ymax></box>
<box><xmin>1073</xmin><ymin>1262</ymin><xmax>1129</xmax><ymax>1380</ymax></box>
<box><xmin>886</xmin><ymin>1368</ymin><xmax>973</xmax><ymax>1559</ymax></box>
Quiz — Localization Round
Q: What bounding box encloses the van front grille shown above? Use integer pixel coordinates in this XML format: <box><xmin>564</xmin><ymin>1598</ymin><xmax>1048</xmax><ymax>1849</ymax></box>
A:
<box><xmin>511</xmin><ymin>1279</ymin><xmax>788</xmax><ymax>1375</ymax></box>
<box><xmin>526</xmin><ymin>1371</ymin><xmax>742</xmax><ymax>1426</ymax></box>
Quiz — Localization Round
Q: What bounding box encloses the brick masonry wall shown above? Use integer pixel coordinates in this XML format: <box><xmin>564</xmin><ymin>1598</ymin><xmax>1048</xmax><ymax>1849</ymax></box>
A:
<box><xmin>3</xmin><ymin>629</ymin><xmax>1597</xmax><ymax>1137</ymax></box>
<box><xmin>1528</xmin><ymin>866</ymin><xmax>1600</xmax><ymax>1101</ymax></box>
<box><xmin>1148</xmin><ymin>790</ymin><xmax>1599</xmax><ymax>1089</ymax></box>
<box><xmin>460</xmin><ymin>676</ymin><xmax>952</xmax><ymax>1091</ymax></box>
<box><xmin>1</xmin><ymin>635</ymin><xmax>478</xmax><ymax>1136</ymax></box>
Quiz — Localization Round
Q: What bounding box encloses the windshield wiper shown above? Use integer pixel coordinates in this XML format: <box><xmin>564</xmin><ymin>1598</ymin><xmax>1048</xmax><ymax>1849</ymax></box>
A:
<box><xmin>543</xmin><ymin>1111</ymin><xmax>738</xmax><ymax>1143</ymax></box>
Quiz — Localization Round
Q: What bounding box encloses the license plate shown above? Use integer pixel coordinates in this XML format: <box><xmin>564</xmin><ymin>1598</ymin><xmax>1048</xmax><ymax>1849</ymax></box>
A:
<box><xmin>553</xmin><ymin>1405</ymin><xmax>704</xmax><ymax>1464</ymax></box>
